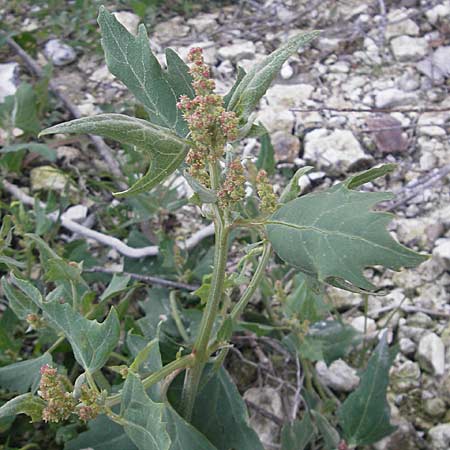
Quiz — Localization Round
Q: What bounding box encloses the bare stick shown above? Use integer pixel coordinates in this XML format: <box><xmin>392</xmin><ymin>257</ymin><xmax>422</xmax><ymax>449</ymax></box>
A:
<box><xmin>2</xmin><ymin>180</ymin><xmax>214</xmax><ymax>259</ymax></box>
<box><xmin>85</xmin><ymin>266</ymin><xmax>199</xmax><ymax>291</ymax></box>
<box><xmin>291</xmin><ymin>106</ymin><xmax>450</xmax><ymax>114</ymax></box>
<box><xmin>5</xmin><ymin>34</ymin><xmax>125</xmax><ymax>188</ymax></box>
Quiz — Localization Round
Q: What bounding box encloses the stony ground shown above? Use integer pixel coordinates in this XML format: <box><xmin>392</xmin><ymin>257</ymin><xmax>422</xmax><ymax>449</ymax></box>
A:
<box><xmin>1</xmin><ymin>0</ymin><xmax>450</xmax><ymax>449</ymax></box>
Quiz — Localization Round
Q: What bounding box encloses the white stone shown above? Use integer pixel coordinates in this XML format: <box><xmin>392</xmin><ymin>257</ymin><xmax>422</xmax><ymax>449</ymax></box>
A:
<box><xmin>316</xmin><ymin>37</ymin><xmax>341</xmax><ymax>52</ymax></box>
<box><xmin>399</xmin><ymin>338</ymin><xmax>416</xmax><ymax>355</ymax></box>
<box><xmin>303</xmin><ymin>129</ymin><xmax>372</xmax><ymax>175</ymax></box>
<box><xmin>187</xmin><ymin>13</ymin><xmax>217</xmax><ymax>34</ymax></box>
<box><xmin>154</xmin><ymin>17</ymin><xmax>189</xmax><ymax>40</ymax></box>
<box><xmin>433</xmin><ymin>238</ymin><xmax>450</xmax><ymax>269</ymax></box>
<box><xmin>0</xmin><ymin>62</ymin><xmax>19</xmax><ymax>102</ymax></box>
<box><xmin>385</xmin><ymin>9</ymin><xmax>419</xmax><ymax>39</ymax></box>
<box><xmin>417</xmin><ymin>46</ymin><xmax>450</xmax><ymax>84</ymax></box>
<box><xmin>257</xmin><ymin>107</ymin><xmax>294</xmax><ymax>133</ymax></box>
<box><xmin>244</xmin><ymin>387</ymin><xmax>282</xmax><ymax>446</ymax></box>
<box><xmin>175</xmin><ymin>42</ymin><xmax>217</xmax><ymax>65</ymax></box>
<box><xmin>113</xmin><ymin>11</ymin><xmax>140</xmax><ymax>35</ymax></box>
<box><xmin>218</xmin><ymin>41</ymin><xmax>256</xmax><ymax>62</ymax></box>
<box><xmin>426</xmin><ymin>1</ymin><xmax>450</xmax><ymax>24</ymax></box>
<box><xmin>31</xmin><ymin>166</ymin><xmax>70</xmax><ymax>191</ymax></box>
<box><xmin>316</xmin><ymin>359</ymin><xmax>360</xmax><ymax>392</ymax></box>
<box><xmin>280</xmin><ymin>61</ymin><xmax>294</xmax><ymax>79</ymax></box>
<box><xmin>391</xmin><ymin>360</ymin><xmax>421</xmax><ymax>392</ymax></box>
<box><xmin>44</xmin><ymin>39</ymin><xmax>77</xmax><ymax>66</ymax></box>
<box><xmin>351</xmin><ymin>316</ymin><xmax>377</xmax><ymax>334</ymax></box>
<box><xmin>428</xmin><ymin>424</ymin><xmax>450</xmax><ymax>450</ymax></box>
<box><xmin>417</xmin><ymin>333</ymin><xmax>445</xmax><ymax>376</ymax></box>
<box><xmin>390</xmin><ymin>36</ymin><xmax>428</xmax><ymax>61</ymax></box>
<box><xmin>375</xmin><ymin>88</ymin><xmax>418</xmax><ymax>108</ymax></box>
<box><xmin>90</xmin><ymin>65</ymin><xmax>114</xmax><ymax>83</ymax></box>
<box><xmin>61</xmin><ymin>205</ymin><xmax>88</xmax><ymax>223</ymax></box>
<box><xmin>264</xmin><ymin>83</ymin><xmax>314</xmax><ymax>109</ymax></box>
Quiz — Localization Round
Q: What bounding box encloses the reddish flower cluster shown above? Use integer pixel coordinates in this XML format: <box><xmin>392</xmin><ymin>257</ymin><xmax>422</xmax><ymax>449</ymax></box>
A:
<box><xmin>76</xmin><ymin>385</ymin><xmax>101</xmax><ymax>422</ymax></box>
<box><xmin>218</xmin><ymin>159</ymin><xmax>246</xmax><ymax>207</ymax></box>
<box><xmin>177</xmin><ymin>47</ymin><xmax>239</xmax><ymax>181</ymax></box>
<box><xmin>39</xmin><ymin>365</ymin><xmax>76</xmax><ymax>423</ymax></box>
<box><xmin>256</xmin><ymin>170</ymin><xmax>277</xmax><ymax>213</ymax></box>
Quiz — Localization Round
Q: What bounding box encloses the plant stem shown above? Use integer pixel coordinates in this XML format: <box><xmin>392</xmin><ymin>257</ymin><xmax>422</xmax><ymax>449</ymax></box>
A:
<box><xmin>106</xmin><ymin>354</ymin><xmax>194</xmax><ymax>408</ymax></box>
<box><xmin>169</xmin><ymin>290</ymin><xmax>190</xmax><ymax>343</ymax></box>
<box><xmin>230</xmin><ymin>242</ymin><xmax>272</xmax><ymax>321</ymax></box>
<box><xmin>180</xmin><ymin>160</ymin><xmax>229</xmax><ymax>420</ymax></box>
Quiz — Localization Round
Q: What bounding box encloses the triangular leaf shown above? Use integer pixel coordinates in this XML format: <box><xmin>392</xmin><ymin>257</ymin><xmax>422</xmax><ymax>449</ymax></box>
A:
<box><xmin>98</xmin><ymin>7</ymin><xmax>192</xmax><ymax>136</ymax></box>
<box><xmin>311</xmin><ymin>410</ymin><xmax>340</xmax><ymax>449</ymax></box>
<box><xmin>1</xmin><ymin>276</ymin><xmax>39</xmax><ymax>320</ymax></box>
<box><xmin>40</xmin><ymin>114</ymin><xmax>190</xmax><ymax>197</ymax></box>
<box><xmin>281</xmin><ymin>414</ymin><xmax>315</xmax><ymax>450</ymax></box>
<box><xmin>0</xmin><ymin>353</ymin><xmax>52</xmax><ymax>394</ymax></box>
<box><xmin>0</xmin><ymin>394</ymin><xmax>45</xmax><ymax>422</ymax></box>
<box><xmin>65</xmin><ymin>414</ymin><xmax>137</xmax><ymax>450</ymax></box>
<box><xmin>256</xmin><ymin>133</ymin><xmax>275</xmax><ymax>175</ymax></box>
<box><xmin>120</xmin><ymin>372</ymin><xmax>171</xmax><ymax>450</ymax></box>
<box><xmin>338</xmin><ymin>335</ymin><xmax>397</xmax><ymax>446</ymax></box>
<box><xmin>191</xmin><ymin>368</ymin><xmax>264</xmax><ymax>450</ymax></box>
<box><xmin>279</xmin><ymin>166</ymin><xmax>314</xmax><ymax>204</ymax></box>
<box><xmin>227</xmin><ymin>32</ymin><xmax>319</xmax><ymax>121</ymax></box>
<box><xmin>266</xmin><ymin>178</ymin><xmax>428</xmax><ymax>292</ymax></box>
<box><xmin>12</xmin><ymin>83</ymin><xmax>40</xmax><ymax>135</ymax></box>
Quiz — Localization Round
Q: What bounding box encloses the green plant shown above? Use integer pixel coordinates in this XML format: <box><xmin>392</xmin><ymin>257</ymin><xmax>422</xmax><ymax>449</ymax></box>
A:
<box><xmin>0</xmin><ymin>6</ymin><xmax>428</xmax><ymax>450</ymax></box>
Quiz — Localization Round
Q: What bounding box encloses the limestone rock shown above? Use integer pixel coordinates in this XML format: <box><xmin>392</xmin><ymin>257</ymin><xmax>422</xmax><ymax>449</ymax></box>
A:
<box><xmin>265</xmin><ymin>83</ymin><xmax>314</xmax><ymax>109</ymax></box>
<box><xmin>385</xmin><ymin>9</ymin><xmax>419</xmax><ymax>39</ymax></box>
<box><xmin>44</xmin><ymin>39</ymin><xmax>77</xmax><ymax>66</ymax></box>
<box><xmin>31</xmin><ymin>166</ymin><xmax>70</xmax><ymax>191</ymax></box>
<box><xmin>391</xmin><ymin>360</ymin><xmax>421</xmax><ymax>392</ymax></box>
<box><xmin>244</xmin><ymin>387</ymin><xmax>282</xmax><ymax>446</ymax></box>
<box><xmin>303</xmin><ymin>129</ymin><xmax>372</xmax><ymax>175</ymax></box>
<box><xmin>374</xmin><ymin>88</ymin><xmax>418</xmax><ymax>108</ymax></box>
<box><xmin>417</xmin><ymin>46</ymin><xmax>450</xmax><ymax>84</ymax></box>
<box><xmin>433</xmin><ymin>239</ymin><xmax>450</xmax><ymax>270</ymax></box>
<box><xmin>428</xmin><ymin>424</ymin><xmax>450</xmax><ymax>450</ymax></box>
<box><xmin>391</xmin><ymin>36</ymin><xmax>428</xmax><ymax>61</ymax></box>
<box><xmin>351</xmin><ymin>316</ymin><xmax>376</xmax><ymax>334</ymax></box>
<box><xmin>315</xmin><ymin>359</ymin><xmax>360</xmax><ymax>392</ymax></box>
<box><xmin>187</xmin><ymin>13</ymin><xmax>217</xmax><ymax>34</ymax></box>
<box><xmin>0</xmin><ymin>62</ymin><xmax>19</xmax><ymax>102</ymax></box>
<box><xmin>417</xmin><ymin>333</ymin><xmax>445</xmax><ymax>376</ymax></box>
<box><xmin>218</xmin><ymin>41</ymin><xmax>256</xmax><ymax>62</ymax></box>
<box><xmin>426</xmin><ymin>2</ymin><xmax>450</xmax><ymax>24</ymax></box>
<box><xmin>113</xmin><ymin>11</ymin><xmax>140</xmax><ymax>35</ymax></box>
<box><xmin>257</xmin><ymin>107</ymin><xmax>294</xmax><ymax>133</ymax></box>
<box><xmin>154</xmin><ymin>17</ymin><xmax>189</xmax><ymax>40</ymax></box>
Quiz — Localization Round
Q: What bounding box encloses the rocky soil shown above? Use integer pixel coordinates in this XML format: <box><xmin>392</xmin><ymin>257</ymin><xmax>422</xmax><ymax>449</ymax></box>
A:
<box><xmin>1</xmin><ymin>0</ymin><xmax>450</xmax><ymax>449</ymax></box>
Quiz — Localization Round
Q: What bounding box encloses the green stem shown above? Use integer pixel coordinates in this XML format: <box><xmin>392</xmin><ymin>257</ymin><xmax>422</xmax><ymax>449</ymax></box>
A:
<box><xmin>169</xmin><ymin>290</ymin><xmax>189</xmax><ymax>343</ymax></box>
<box><xmin>230</xmin><ymin>242</ymin><xmax>272</xmax><ymax>321</ymax></box>
<box><xmin>106</xmin><ymin>354</ymin><xmax>194</xmax><ymax>408</ymax></box>
<box><xmin>180</xmin><ymin>159</ymin><xmax>229</xmax><ymax>420</ymax></box>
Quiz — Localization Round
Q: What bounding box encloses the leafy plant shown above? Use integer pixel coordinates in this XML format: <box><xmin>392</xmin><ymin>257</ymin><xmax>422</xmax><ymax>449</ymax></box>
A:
<box><xmin>0</xmin><ymin>6</ymin><xmax>428</xmax><ymax>450</ymax></box>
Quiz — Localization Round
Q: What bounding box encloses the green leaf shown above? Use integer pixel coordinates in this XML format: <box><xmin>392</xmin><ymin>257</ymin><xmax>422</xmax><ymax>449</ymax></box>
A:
<box><xmin>0</xmin><ymin>353</ymin><xmax>52</xmax><ymax>393</ymax></box>
<box><xmin>100</xmin><ymin>274</ymin><xmax>131</xmax><ymax>302</ymax></box>
<box><xmin>42</xmin><ymin>302</ymin><xmax>120</xmax><ymax>372</ymax></box>
<box><xmin>12</xmin><ymin>83</ymin><xmax>40</xmax><ymax>134</ymax></box>
<box><xmin>343</xmin><ymin>163</ymin><xmax>396</xmax><ymax>190</ymax></box>
<box><xmin>311</xmin><ymin>410</ymin><xmax>340</xmax><ymax>449</ymax></box>
<box><xmin>227</xmin><ymin>31</ymin><xmax>320</xmax><ymax>121</ymax></box>
<box><xmin>284</xmin><ymin>273</ymin><xmax>327</xmax><ymax>322</ymax></box>
<box><xmin>256</xmin><ymin>133</ymin><xmax>275</xmax><ymax>175</ymax></box>
<box><xmin>120</xmin><ymin>372</ymin><xmax>171</xmax><ymax>450</ymax></box>
<box><xmin>338</xmin><ymin>335</ymin><xmax>397</xmax><ymax>446</ymax></box>
<box><xmin>0</xmin><ymin>255</ymin><xmax>26</xmax><ymax>269</ymax></box>
<box><xmin>266</xmin><ymin>176</ymin><xmax>428</xmax><ymax>292</ymax></box>
<box><xmin>283</xmin><ymin>334</ymin><xmax>323</xmax><ymax>362</ymax></box>
<box><xmin>40</xmin><ymin>114</ymin><xmax>190</xmax><ymax>197</ymax></box>
<box><xmin>281</xmin><ymin>414</ymin><xmax>315</xmax><ymax>450</ymax></box>
<box><xmin>308</xmin><ymin>320</ymin><xmax>360</xmax><ymax>364</ymax></box>
<box><xmin>1</xmin><ymin>276</ymin><xmax>39</xmax><ymax>320</ymax></box>
<box><xmin>98</xmin><ymin>7</ymin><xmax>192</xmax><ymax>136</ymax></box>
<box><xmin>279</xmin><ymin>166</ymin><xmax>314</xmax><ymax>204</ymax></box>
<box><xmin>0</xmin><ymin>394</ymin><xmax>45</xmax><ymax>422</ymax></box>
<box><xmin>164</xmin><ymin>405</ymin><xmax>217</xmax><ymax>450</ymax></box>
<box><xmin>0</xmin><ymin>143</ymin><xmax>56</xmax><ymax>161</ymax></box>
<box><xmin>223</xmin><ymin>66</ymin><xmax>246</xmax><ymax>109</ymax></box>
<box><xmin>46</xmin><ymin>258</ymin><xmax>83</xmax><ymax>283</ymax></box>
<box><xmin>191</xmin><ymin>368</ymin><xmax>264</xmax><ymax>450</ymax></box>
<box><xmin>65</xmin><ymin>414</ymin><xmax>137</xmax><ymax>450</ymax></box>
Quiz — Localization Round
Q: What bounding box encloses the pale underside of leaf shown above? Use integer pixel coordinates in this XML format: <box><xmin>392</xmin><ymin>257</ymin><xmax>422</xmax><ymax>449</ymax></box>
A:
<box><xmin>266</xmin><ymin>183</ymin><xmax>428</xmax><ymax>292</ymax></box>
<box><xmin>227</xmin><ymin>31</ymin><xmax>320</xmax><ymax>121</ymax></box>
<box><xmin>40</xmin><ymin>114</ymin><xmax>190</xmax><ymax>197</ymax></box>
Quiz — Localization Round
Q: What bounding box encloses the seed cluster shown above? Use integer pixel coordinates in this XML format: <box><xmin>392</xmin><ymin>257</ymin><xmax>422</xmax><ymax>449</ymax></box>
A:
<box><xmin>218</xmin><ymin>159</ymin><xmax>246</xmax><ymax>207</ymax></box>
<box><xmin>256</xmin><ymin>170</ymin><xmax>277</xmax><ymax>213</ymax></box>
<box><xmin>39</xmin><ymin>365</ymin><xmax>76</xmax><ymax>423</ymax></box>
<box><xmin>39</xmin><ymin>365</ymin><xmax>101</xmax><ymax>423</ymax></box>
<box><xmin>177</xmin><ymin>48</ymin><xmax>239</xmax><ymax>182</ymax></box>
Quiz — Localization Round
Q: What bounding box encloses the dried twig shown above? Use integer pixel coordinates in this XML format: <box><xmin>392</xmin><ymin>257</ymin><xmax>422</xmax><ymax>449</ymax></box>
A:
<box><xmin>84</xmin><ymin>266</ymin><xmax>199</xmax><ymax>291</ymax></box>
<box><xmin>291</xmin><ymin>106</ymin><xmax>450</xmax><ymax>114</ymax></box>
<box><xmin>2</xmin><ymin>179</ymin><xmax>215</xmax><ymax>259</ymax></box>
